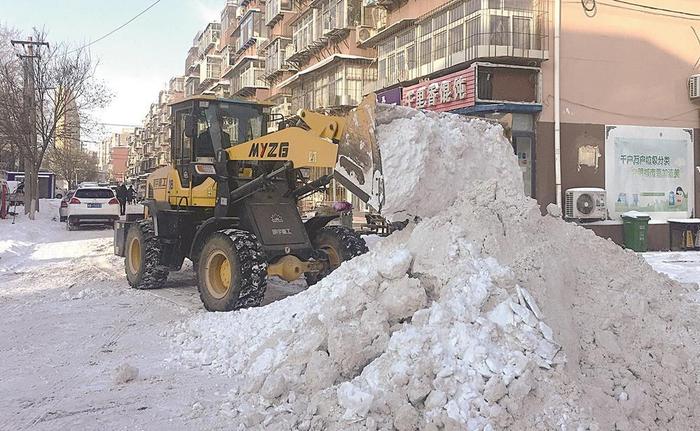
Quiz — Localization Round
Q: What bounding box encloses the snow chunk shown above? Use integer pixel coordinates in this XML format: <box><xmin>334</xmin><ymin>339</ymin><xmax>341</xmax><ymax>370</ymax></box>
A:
<box><xmin>113</xmin><ymin>363</ymin><xmax>139</xmax><ymax>385</ymax></box>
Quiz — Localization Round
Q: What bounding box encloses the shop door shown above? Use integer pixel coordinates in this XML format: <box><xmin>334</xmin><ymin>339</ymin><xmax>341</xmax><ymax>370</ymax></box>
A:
<box><xmin>513</xmin><ymin>133</ymin><xmax>533</xmax><ymax>197</ymax></box>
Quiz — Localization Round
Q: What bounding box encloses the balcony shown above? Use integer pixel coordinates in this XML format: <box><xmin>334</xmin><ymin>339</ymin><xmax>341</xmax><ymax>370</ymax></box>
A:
<box><xmin>233</xmin><ymin>10</ymin><xmax>266</xmax><ymax>55</ymax></box>
<box><xmin>231</xmin><ymin>59</ymin><xmax>268</xmax><ymax>97</ymax></box>
<box><xmin>374</xmin><ymin>1</ymin><xmax>548</xmax><ymax>90</ymax></box>
<box><xmin>199</xmin><ymin>56</ymin><xmax>222</xmax><ymax>84</ymax></box>
<box><xmin>185</xmin><ymin>46</ymin><xmax>199</xmax><ymax>75</ymax></box>
<box><xmin>185</xmin><ymin>76</ymin><xmax>201</xmax><ymax>97</ymax></box>
<box><xmin>198</xmin><ymin>23</ymin><xmax>221</xmax><ymax>55</ymax></box>
<box><xmin>264</xmin><ymin>37</ymin><xmax>294</xmax><ymax>81</ymax></box>
<box><xmin>266</xmin><ymin>0</ymin><xmax>293</xmax><ymax>26</ymax></box>
<box><xmin>374</xmin><ymin>0</ymin><xmax>405</xmax><ymax>10</ymax></box>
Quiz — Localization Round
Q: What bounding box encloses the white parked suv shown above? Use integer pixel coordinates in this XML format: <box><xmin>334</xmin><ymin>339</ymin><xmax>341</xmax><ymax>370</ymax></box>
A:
<box><xmin>66</xmin><ymin>186</ymin><xmax>120</xmax><ymax>230</ymax></box>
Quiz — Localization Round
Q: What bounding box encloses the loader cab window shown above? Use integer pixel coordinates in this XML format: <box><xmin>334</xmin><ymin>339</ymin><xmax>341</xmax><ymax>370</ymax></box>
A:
<box><xmin>174</xmin><ymin>110</ymin><xmax>198</xmax><ymax>188</ymax></box>
<box><xmin>172</xmin><ymin>102</ymin><xmax>268</xmax><ymax>186</ymax></box>
<box><xmin>203</xmin><ymin>102</ymin><xmax>266</xmax><ymax>148</ymax></box>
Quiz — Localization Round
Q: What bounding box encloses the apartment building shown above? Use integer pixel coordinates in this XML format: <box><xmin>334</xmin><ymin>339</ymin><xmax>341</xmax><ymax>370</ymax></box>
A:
<box><xmin>55</xmin><ymin>97</ymin><xmax>81</xmax><ymax>151</ymax></box>
<box><xmin>279</xmin><ymin>0</ymin><xmax>378</xmax><ymax>113</ymax></box>
<box><xmin>363</xmin><ymin>0</ymin><xmax>548</xmax><ymax>199</ymax></box>
<box><xmin>185</xmin><ymin>23</ymin><xmax>223</xmax><ymax>97</ymax></box>
<box><xmin>362</xmin><ymin>0</ymin><xmax>700</xmax><ymax>250</ymax></box>
<box><xmin>222</xmin><ymin>0</ymin><xmax>270</xmax><ymax>101</ymax></box>
<box><xmin>99</xmin><ymin>128</ymin><xmax>134</xmax><ymax>182</ymax></box>
<box><xmin>109</xmin><ymin>146</ymin><xmax>129</xmax><ymax>183</ymax></box>
<box><xmin>127</xmin><ymin>77</ymin><xmax>185</xmax><ymax>180</ymax></box>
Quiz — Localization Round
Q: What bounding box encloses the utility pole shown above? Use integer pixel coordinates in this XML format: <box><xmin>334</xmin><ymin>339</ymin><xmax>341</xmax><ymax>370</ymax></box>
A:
<box><xmin>11</xmin><ymin>37</ymin><xmax>49</xmax><ymax>217</ymax></box>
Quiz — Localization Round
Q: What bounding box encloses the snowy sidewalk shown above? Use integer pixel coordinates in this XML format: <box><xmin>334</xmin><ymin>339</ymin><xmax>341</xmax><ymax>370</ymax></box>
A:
<box><xmin>643</xmin><ymin>251</ymin><xmax>700</xmax><ymax>286</ymax></box>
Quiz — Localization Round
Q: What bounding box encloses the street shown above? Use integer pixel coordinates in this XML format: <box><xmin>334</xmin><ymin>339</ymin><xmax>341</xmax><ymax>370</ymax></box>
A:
<box><xmin>0</xmin><ymin>201</ymin><xmax>305</xmax><ymax>430</ymax></box>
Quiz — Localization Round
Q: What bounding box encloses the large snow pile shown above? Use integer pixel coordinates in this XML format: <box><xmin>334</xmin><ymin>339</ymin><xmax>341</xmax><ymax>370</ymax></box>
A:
<box><xmin>170</xmin><ymin>107</ymin><xmax>700</xmax><ymax>430</ymax></box>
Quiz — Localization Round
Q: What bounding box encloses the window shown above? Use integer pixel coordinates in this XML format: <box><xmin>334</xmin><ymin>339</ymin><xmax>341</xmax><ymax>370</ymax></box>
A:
<box><xmin>387</xmin><ymin>53</ymin><xmax>395</xmax><ymax>81</ymax></box>
<box><xmin>450</xmin><ymin>3</ymin><xmax>464</xmax><ymax>22</ymax></box>
<box><xmin>489</xmin><ymin>0</ymin><xmax>502</xmax><ymax>8</ymax></box>
<box><xmin>378</xmin><ymin>58</ymin><xmax>387</xmax><ymax>80</ymax></box>
<box><xmin>397</xmin><ymin>28</ymin><xmax>414</xmax><ymax>48</ymax></box>
<box><xmin>75</xmin><ymin>188</ymin><xmax>114</xmax><ymax>199</ymax></box>
<box><xmin>420</xmin><ymin>20</ymin><xmax>432</xmax><ymax>37</ymax></box>
<box><xmin>490</xmin><ymin>15</ymin><xmax>510</xmax><ymax>45</ymax></box>
<box><xmin>466</xmin><ymin>16</ymin><xmax>481</xmax><ymax>47</ymax></box>
<box><xmin>449</xmin><ymin>24</ymin><xmax>464</xmax><ymax>54</ymax></box>
<box><xmin>434</xmin><ymin>31</ymin><xmax>447</xmax><ymax>60</ymax></box>
<box><xmin>433</xmin><ymin>11</ymin><xmax>448</xmax><ymax>30</ymax></box>
<box><xmin>505</xmin><ymin>0</ymin><xmax>532</xmax><ymax>9</ymax></box>
<box><xmin>407</xmin><ymin>45</ymin><xmax>416</xmax><ymax>69</ymax></box>
<box><xmin>381</xmin><ymin>38</ymin><xmax>396</xmax><ymax>56</ymax></box>
<box><xmin>466</xmin><ymin>0</ymin><xmax>480</xmax><ymax>15</ymax></box>
<box><xmin>420</xmin><ymin>38</ymin><xmax>431</xmax><ymax>65</ymax></box>
<box><xmin>513</xmin><ymin>17</ymin><xmax>531</xmax><ymax>49</ymax></box>
<box><xmin>396</xmin><ymin>51</ymin><xmax>405</xmax><ymax>75</ymax></box>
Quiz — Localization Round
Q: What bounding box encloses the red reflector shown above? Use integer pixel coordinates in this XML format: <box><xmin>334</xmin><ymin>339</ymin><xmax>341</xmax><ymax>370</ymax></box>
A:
<box><xmin>69</xmin><ymin>197</ymin><xmax>81</xmax><ymax>204</ymax></box>
<box><xmin>108</xmin><ymin>198</ymin><xmax>119</xmax><ymax>205</ymax></box>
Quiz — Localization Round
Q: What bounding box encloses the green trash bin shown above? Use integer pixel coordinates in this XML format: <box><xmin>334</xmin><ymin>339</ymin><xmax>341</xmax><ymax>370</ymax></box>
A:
<box><xmin>621</xmin><ymin>212</ymin><xmax>651</xmax><ymax>252</ymax></box>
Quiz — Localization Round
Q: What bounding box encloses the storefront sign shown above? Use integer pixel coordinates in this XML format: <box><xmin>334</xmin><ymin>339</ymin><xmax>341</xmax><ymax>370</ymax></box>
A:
<box><xmin>377</xmin><ymin>87</ymin><xmax>402</xmax><ymax>105</ymax></box>
<box><xmin>402</xmin><ymin>67</ymin><xmax>475</xmax><ymax>112</ymax></box>
<box><xmin>605</xmin><ymin>125</ymin><xmax>694</xmax><ymax>220</ymax></box>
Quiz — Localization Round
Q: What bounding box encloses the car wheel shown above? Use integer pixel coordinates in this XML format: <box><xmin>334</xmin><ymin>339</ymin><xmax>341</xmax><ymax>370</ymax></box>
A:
<box><xmin>59</xmin><ymin>216</ymin><xmax>66</xmax><ymax>223</ymax></box>
<box><xmin>66</xmin><ymin>219</ymin><xmax>76</xmax><ymax>231</ymax></box>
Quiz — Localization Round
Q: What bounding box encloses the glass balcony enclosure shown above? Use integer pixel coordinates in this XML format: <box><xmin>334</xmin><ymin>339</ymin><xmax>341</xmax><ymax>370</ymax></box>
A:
<box><xmin>375</xmin><ymin>0</ymin><xmax>548</xmax><ymax>89</ymax></box>
<box><xmin>266</xmin><ymin>0</ymin><xmax>293</xmax><ymax>26</ymax></box>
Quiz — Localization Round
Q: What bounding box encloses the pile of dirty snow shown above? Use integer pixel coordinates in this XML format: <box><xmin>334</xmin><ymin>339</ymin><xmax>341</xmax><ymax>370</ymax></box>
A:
<box><xmin>169</xmin><ymin>107</ymin><xmax>700</xmax><ymax>430</ymax></box>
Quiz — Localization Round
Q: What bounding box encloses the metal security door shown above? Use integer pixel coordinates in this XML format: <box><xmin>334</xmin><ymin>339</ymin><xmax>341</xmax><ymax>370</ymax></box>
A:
<box><xmin>513</xmin><ymin>133</ymin><xmax>533</xmax><ymax>197</ymax></box>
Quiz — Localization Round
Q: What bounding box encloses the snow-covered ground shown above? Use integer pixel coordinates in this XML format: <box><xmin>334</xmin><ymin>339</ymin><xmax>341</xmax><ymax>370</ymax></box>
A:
<box><xmin>0</xmin><ymin>200</ymin><xmax>305</xmax><ymax>430</ymax></box>
<box><xmin>642</xmin><ymin>251</ymin><xmax>700</xmax><ymax>286</ymax></box>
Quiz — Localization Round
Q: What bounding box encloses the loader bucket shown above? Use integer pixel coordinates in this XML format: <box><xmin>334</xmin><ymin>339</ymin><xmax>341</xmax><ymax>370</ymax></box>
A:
<box><xmin>334</xmin><ymin>94</ymin><xmax>385</xmax><ymax>212</ymax></box>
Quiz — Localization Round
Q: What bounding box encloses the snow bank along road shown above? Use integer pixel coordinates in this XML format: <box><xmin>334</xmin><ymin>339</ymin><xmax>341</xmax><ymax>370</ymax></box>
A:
<box><xmin>2</xmin><ymin>107</ymin><xmax>700</xmax><ymax>430</ymax></box>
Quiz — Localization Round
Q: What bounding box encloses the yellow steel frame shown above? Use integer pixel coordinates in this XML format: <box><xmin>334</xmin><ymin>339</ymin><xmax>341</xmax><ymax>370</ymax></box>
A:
<box><xmin>145</xmin><ymin>108</ymin><xmax>346</xmax><ymax>210</ymax></box>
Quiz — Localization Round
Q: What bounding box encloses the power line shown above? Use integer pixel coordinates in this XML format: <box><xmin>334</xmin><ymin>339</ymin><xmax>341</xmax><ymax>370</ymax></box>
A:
<box><xmin>68</xmin><ymin>0</ymin><xmax>164</xmax><ymax>54</ymax></box>
<box><xmin>96</xmin><ymin>122</ymin><xmax>140</xmax><ymax>128</ymax></box>
<box><xmin>573</xmin><ymin>0</ymin><xmax>700</xmax><ymax>21</ymax></box>
<box><xmin>609</xmin><ymin>0</ymin><xmax>700</xmax><ymax>18</ymax></box>
<box><xmin>561</xmin><ymin>98</ymin><xmax>698</xmax><ymax>122</ymax></box>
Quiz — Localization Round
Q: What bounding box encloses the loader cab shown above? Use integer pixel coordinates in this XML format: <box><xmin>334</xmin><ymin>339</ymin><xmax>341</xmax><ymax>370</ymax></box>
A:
<box><xmin>170</xmin><ymin>97</ymin><xmax>270</xmax><ymax>189</ymax></box>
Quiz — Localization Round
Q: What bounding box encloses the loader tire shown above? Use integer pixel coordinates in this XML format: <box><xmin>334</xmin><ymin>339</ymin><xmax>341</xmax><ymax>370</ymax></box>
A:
<box><xmin>124</xmin><ymin>219</ymin><xmax>168</xmax><ymax>289</ymax></box>
<box><xmin>197</xmin><ymin>229</ymin><xmax>267</xmax><ymax>312</ymax></box>
<box><xmin>305</xmin><ymin>226</ymin><xmax>368</xmax><ymax>286</ymax></box>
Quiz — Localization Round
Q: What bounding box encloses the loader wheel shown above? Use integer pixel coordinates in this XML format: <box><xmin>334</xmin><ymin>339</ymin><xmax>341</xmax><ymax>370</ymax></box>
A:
<box><xmin>305</xmin><ymin>226</ymin><xmax>368</xmax><ymax>286</ymax></box>
<box><xmin>197</xmin><ymin>229</ymin><xmax>267</xmax><ymax>312</ymax></box>
<box><xmin>124</xmin><ymin>219</ymin><xmax>168</xmax><ymax>289</ymax></box>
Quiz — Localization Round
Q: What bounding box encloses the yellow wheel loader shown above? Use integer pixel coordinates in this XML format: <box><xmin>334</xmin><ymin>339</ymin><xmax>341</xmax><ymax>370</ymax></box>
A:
<box><xmin>114</xmin><ymin>94</ymin><xmax>384</xmax><ymax>312</ymax></box>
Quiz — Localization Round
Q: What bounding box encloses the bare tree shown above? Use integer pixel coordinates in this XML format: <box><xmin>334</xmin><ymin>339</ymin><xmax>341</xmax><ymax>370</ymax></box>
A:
<box><xmin>0</xmin><ymin>26</ymin><xmax>20</xmax><ymax>171</ymax></box>
<box><xmin>0</xmin><ymin>28</ymin><xmax>111</xmax><ymax>218</ymax></box>
<box><xmin>45</xmin><ymin>143</ymin><xmax>99</xmax><ymax>188</ymax></box>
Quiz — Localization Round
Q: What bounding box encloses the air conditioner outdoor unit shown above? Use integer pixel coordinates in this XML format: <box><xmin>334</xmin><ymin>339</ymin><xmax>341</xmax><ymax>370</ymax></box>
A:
<box><xmin>689</xmin><ymin>74</ymin><xmax>700</xmax><ymax>100</ymax></box>
<box><xmin>357</xmin><ymin>26</ymin><xmax>377</xmax><ymax>44</ymax></box>
<box><xmin>564</xmin><ymin>187</ymin><xmax>607</xmax><ymax>221</ymax></box>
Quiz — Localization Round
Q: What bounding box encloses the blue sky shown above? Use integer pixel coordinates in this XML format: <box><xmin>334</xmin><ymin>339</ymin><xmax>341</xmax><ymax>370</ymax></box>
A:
<box><xmin>1</xmin><ymin>0</ymin><xmax>224</xmax><ymax>142</ymax></box>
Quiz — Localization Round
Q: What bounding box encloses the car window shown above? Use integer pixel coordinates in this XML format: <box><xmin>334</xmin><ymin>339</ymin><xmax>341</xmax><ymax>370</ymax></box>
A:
<box><xmin>74</xmin><ymin>188</ymin><xmax>114</xmax><ymax>199</ymax></box>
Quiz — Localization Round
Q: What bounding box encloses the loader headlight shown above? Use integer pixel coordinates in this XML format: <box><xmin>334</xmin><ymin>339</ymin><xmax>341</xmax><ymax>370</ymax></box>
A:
<box><xmin>194</xmin><ymin>164</ymin><xmax>216</xmax><ymax>175</ymax></box>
